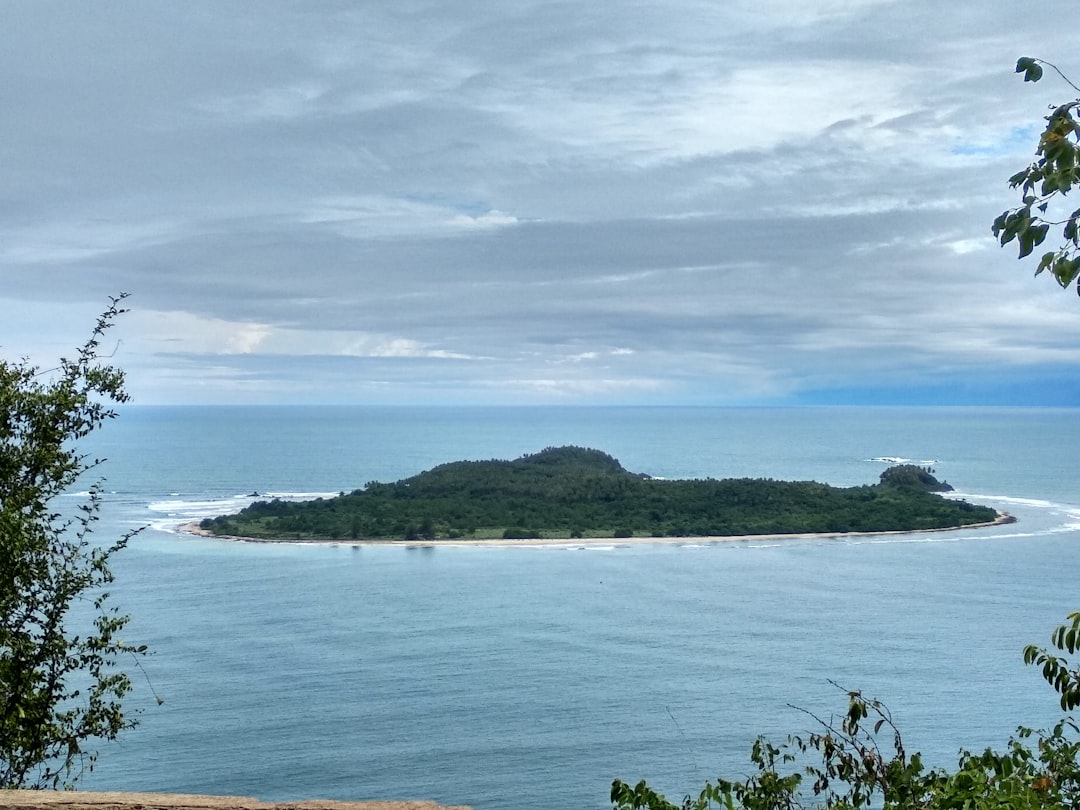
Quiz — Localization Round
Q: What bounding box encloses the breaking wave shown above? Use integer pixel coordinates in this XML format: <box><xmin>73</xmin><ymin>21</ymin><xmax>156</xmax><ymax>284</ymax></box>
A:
<box><xmin>868</xmin><ymin>456</ymin><xmax>939</xmax><ymax>465</ymax></box>
<box><xmin>145</xmin><ymin>491</ymin><xmax>341</xmax><ymax>533</ymax></box>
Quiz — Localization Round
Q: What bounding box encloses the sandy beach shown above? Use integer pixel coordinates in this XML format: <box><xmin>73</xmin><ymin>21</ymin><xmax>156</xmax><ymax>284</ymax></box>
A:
<box><xmin>179</xmin><ymin>511</ymin><xmax>1015</xmax><ymax>549</ymax></box>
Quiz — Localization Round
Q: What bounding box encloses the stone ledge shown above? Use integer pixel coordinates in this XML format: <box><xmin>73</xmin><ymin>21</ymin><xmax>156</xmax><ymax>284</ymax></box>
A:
<box><xmin>0</xmin><ymin>792</ymin><xmax>470</xmax><ymax>810</ymax></box>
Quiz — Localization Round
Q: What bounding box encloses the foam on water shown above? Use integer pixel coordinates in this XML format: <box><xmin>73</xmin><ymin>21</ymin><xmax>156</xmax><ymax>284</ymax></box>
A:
<box><xmin>867</xmin><ymin>456</ymin><xmax>939</xmax><ymax>465</ymax></box>
<box><xmin>957</xmin><ymin>493</ymin><xmax>1062</xmax><ymax>509</ymax></box>
<box><xmin>144</xmin><ymin>490</ymin><xmax>342</xmax><ymax>532</ymax></box>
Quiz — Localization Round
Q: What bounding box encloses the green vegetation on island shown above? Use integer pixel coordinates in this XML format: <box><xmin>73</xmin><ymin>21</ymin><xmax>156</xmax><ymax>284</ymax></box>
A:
<box><xmin>198</xmin><ymin>446</ymin><xmax>1000</xmax><ymax>542</ymax></box>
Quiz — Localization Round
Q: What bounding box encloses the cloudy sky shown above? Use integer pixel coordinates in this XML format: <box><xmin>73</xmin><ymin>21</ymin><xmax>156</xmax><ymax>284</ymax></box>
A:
<box><xmin>3</xmin><ymin>1</ymin><xmax>1079</xmax><ymax>405</ymax></box>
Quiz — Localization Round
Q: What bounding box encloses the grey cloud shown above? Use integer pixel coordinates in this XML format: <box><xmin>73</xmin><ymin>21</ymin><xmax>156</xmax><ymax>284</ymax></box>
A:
<box><xmin>2</xmin><ymin>0</ymin><xmax>1077</xmax><ymax>404</ymax></box>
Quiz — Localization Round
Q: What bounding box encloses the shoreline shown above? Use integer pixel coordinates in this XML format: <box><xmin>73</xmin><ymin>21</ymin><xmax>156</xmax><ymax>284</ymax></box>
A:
<box><xmin>178</xmin><ymin>511</ymin><xmax>1016</xmax><ymax>549</ymax></box>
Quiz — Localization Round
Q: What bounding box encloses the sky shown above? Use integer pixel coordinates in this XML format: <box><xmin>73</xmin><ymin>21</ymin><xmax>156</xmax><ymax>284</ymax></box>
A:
<box><xmin>3</xmin><ymin>1</ymin><xmax>1080</xmax><ymax>406</ymax></box>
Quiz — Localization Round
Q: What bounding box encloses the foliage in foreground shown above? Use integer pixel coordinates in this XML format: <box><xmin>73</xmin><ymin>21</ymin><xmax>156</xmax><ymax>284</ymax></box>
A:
<box><xmin>0</xmin><ymin>295</ymin><xmax>147</xmax><ymax>788</ymax></box>
<box><xmin>199</xmin><ymin>449</ymin><xmax>998</xmax><ymax>542</ymax></box>
<box><xmin>612</xmin><ymin>612</ymin><xmax>1080</xmax><ymax>810</ymax></box>
<box><xmin>994</xmin><ymin>57</ymin><xmax>1080</xmax><ymax>293</ymax></box>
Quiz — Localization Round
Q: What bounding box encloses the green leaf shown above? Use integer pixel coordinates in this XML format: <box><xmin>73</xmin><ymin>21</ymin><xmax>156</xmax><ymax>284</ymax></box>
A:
<box><xmin>1053</xmin><ymin>257</ymin><xmax>1080</xmax><ymax>288</ymax></box>
<box><xmin>1018</xmin><ymin>229</ymin><xmax>1038</xmax><ymax>258</ymax></box>
<box><xmin>1067</xmin><ymin>211</ymin><xmax>1080</xmax><ymax>241</ymax></box>
<box><xmin>1036</xmin><ymin>251</ymin><xmax>1056</xmax><ymax>276</ymax></box>
<box><xmin>1059</xmin><ymin>144</ymin><xmax>1077</xmax><ymax>171</ymax></box>
<box><xmin>1016</xmin><ymin>57</ymin><xmax>1044</xmax><ymax>82</ymax></box>
<box><xmin>1055</xmin><ymin>624</ymin><xmax>1069</xmax><ymax>647</ymax></box>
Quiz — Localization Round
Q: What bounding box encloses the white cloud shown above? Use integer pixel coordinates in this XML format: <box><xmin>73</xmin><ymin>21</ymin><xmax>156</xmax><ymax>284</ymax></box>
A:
<box><xmin>196</xmin><ymin>82</ymin><xmax>329</xmax><ymax>122</ymax></box>
<box><xmin>483</xmin><ymin>377</ymin><xmax>668</xmax><ymax>398</ymax></box>
<box><xmin>300</xmin><ymin>196</ymin><xmax>519</xmax><ymax>238</ymax></box>
<box><xmin>129</xmin><ymin>310</ymin><xmax>474</xmax><ymax>360</ymax></box>
<box><xmin>0</xmin><ymin>220</ymin><xmax>184</xmax><ymax>265</ymax></box>
<box><xmin>2</xmin><ymin>1</ymin><xmax>1078</xmax><ymax>405</ymax></box>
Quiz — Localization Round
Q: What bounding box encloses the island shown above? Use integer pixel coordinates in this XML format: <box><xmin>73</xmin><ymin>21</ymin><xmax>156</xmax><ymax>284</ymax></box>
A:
<box><xmin>194</xmin><ymin>446</ymin><xmax>1007</xmax><ymax>544</ymax></box>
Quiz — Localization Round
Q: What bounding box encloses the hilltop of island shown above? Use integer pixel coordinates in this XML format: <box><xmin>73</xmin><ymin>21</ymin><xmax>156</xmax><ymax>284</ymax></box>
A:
<box><xmin>196</xmin><ymin>446</ymin><xmax>1003</xmax><ymax>543</ymax></box>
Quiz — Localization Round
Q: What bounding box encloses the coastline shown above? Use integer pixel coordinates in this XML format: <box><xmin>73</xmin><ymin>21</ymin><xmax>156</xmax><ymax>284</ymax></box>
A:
<box><xmin>178</xmin><ymin>511</ymin><xmax>1016</xmax><ymax>549</ymax></box>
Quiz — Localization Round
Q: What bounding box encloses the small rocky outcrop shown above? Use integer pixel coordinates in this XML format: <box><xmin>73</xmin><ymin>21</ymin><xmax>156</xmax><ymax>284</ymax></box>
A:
<box><xmin>878</xmin><ymin>464</ymin><xmax>953</xmax><ymax>492</ymax></box>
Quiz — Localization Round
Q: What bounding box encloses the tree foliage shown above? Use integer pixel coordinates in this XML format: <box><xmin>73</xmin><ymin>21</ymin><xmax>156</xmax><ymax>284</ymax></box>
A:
<box><xmin>612</xmin><ymin>613</ymin><xmax>1080</xmax><ymax>810</ymax></box>
<box><xmin>0</xmin><ymin>295</ymin><xmax>147</xmax><ymax>788</ymax></box>
<box><xmin>1024</xmin><ymin>611</ymin><xmax>1080</xmax><ymax>711</ymax></box>
<box><xmin>994</xmin><ymin>57</ymin><xmax>1080</xmax><ymax>292</ymax></box>
<box><xmin>876</xmin><ymin>464</ymin><xmax>951</xmax><ymax>492</ymax></box>
<box><xmin>199</xmin><ymin>447</ymin><xmax>999</xmax><ymax>542</ymax></box>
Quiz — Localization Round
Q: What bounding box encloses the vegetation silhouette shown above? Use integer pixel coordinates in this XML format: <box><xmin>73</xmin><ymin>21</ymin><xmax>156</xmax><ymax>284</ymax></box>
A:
<box><xmin>0</xmin><ymin>295</ymin><xmax>151</xmax><ymax>789</ymax></box>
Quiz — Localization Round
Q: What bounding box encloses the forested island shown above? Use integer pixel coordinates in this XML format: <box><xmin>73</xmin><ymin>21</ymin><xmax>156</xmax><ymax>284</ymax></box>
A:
<box><xmin>195</xmin><ymin>446</ymin><xmax>1003</xmax><ymax>543</ymax></box>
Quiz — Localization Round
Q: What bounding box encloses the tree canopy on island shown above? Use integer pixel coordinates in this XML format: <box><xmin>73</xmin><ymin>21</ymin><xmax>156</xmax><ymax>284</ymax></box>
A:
<box><xmin>199</xmin><ymin>447</ymin><xmax>998</xmax><ymax>542</ymax></box>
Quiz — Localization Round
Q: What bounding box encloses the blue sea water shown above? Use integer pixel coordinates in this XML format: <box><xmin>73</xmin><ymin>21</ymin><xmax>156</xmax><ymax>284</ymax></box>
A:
<box><xmin>65</xmin><ymin>406</ymin><xmax>1080</xmax><ymax>810</ymax></box>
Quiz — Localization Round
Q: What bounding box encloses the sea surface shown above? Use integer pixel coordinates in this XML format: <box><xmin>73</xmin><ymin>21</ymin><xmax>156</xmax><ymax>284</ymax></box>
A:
<box><xmin>66</xmin><ymin>406</ymin><xmax>1080</xmax><ymax>809</ymax></box>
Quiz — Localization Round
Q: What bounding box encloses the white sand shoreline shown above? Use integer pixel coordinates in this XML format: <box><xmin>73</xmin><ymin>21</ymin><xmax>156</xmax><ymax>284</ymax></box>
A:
<box><xmin>178</xmin><ymin>512</ymin><xmax>1016</xmax><ymax>549</ymax></box>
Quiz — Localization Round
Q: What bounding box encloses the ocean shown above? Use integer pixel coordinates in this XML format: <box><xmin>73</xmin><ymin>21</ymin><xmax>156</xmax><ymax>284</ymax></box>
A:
<box><xmin>65</xmin><ymin>406</ymin><xmax>1080</xmax><ymax>809</ymax></box>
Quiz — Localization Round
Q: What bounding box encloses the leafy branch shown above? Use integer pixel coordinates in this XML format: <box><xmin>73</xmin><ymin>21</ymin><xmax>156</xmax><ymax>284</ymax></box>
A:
<box><xmin>994</xmin><ymin>58</ymin><xmax>1080</xmax><ymax>292</ymax></box>
<box><xmin>1023</xmin><ymin>610</ymin><xmax>1080</xmax><ymax>711</ymax></box>
<box><xmin>0</xmin><ymin>294</ymin><xmax>151</xmax><ymax>788</ymax></box>
<box><xmin>613</xmin><ymin>613</ymin><xmax>1080</xmax><ymax>810</ymax></box>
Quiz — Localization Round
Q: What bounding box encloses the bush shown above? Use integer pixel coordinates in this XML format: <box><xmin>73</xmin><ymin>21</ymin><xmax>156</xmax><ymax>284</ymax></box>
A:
<box><xmin>502</xmin><ymin>527</ymin><xmax>541</xmax><ymax>540</ymax></box>
<box><xmin>612</xmin><ymin>612</ymin><xmax>1080</xmax><ymax>810</ymax></box>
